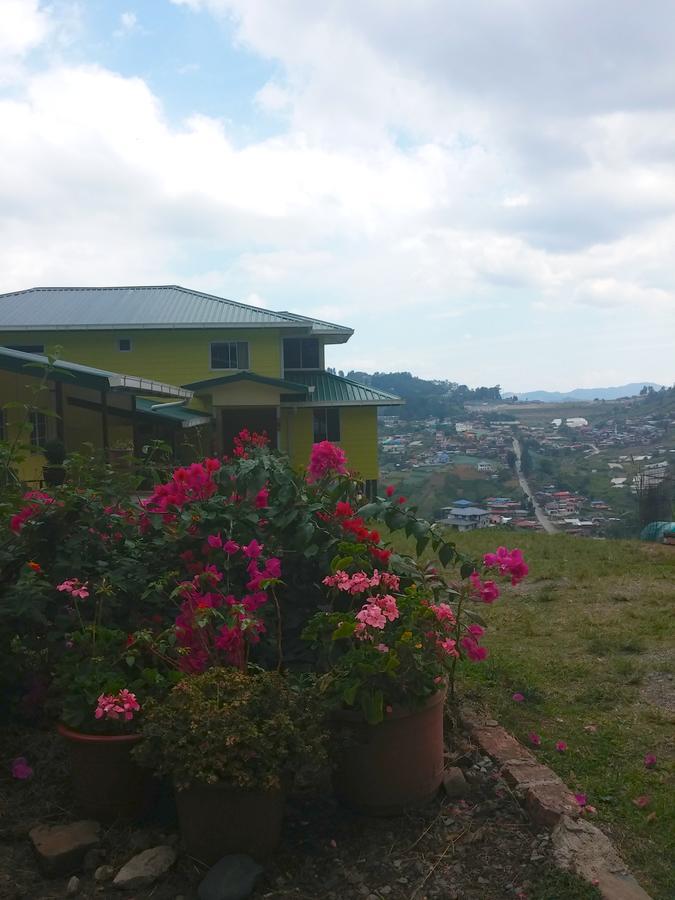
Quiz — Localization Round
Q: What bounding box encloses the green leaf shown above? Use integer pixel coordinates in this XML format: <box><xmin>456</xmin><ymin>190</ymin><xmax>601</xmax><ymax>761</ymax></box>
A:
<box><xmin>360</xmin><ymin>689</ymin><xmax>384</xmax><ymax>725</ymax></box>
<box><xmin>357</xmin><ymin>502</ymin><xmax>381</xmax><ymax>520</ymax></box>
<box><xmin>438</xmin><ymin>542</ymin><xmax>456</xmax><ymax>568</ymax></box>
<box><xmin>332</xmin><ymin>620</ymin><xmax>356</xmax><ymax>640</ymax></box>
<box><xmin>331</xmin><ymin>555</ymin><xmax>353</xmax><ymax>572</ymax></box>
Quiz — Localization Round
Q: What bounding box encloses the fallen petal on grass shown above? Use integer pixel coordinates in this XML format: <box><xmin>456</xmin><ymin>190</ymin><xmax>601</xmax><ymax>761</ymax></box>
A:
<box><xmin>633</xmin><ymin>795</ymin><xmax>651</xmax><ymax>808</ymax></box>
<box><xmin>643</xmin><ymin>753</ymin><xmax>657</xmax><ymax>769</ymax></box>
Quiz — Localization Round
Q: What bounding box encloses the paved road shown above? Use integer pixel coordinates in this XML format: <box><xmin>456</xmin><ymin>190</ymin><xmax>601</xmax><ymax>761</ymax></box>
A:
<box><xmin>512</xmin><ymin>437</ymin><xmax>559</xmax><ymax>534</ymax></box>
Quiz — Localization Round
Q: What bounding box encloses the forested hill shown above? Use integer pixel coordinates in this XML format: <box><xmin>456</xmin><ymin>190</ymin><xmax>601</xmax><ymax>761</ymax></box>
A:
<box><xmin>337</xmin><ymin>370</ymin><xmax>501</xmax><ymax>419</ymax></box>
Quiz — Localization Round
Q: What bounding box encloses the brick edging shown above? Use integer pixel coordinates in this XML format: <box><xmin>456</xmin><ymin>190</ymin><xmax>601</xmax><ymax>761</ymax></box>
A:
<box><xmin>460</xmin><ymin>710</ymin><xmax>653</xmax><ymax>900</ymax></box>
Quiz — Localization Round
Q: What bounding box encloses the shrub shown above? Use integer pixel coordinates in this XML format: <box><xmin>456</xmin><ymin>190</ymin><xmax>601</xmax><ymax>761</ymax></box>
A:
<box><xmin>135</xmin><ymin>667</ymin><xmax>326</xmax><ymax>790</ymax></box>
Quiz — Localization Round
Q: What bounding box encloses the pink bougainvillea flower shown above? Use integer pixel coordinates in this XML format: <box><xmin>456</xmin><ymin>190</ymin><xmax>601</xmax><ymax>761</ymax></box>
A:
<box><xmin>469</xmin><ymin>572</ymin><xmax>500</xmax><ymax>604</ymax></box>
<box><xmin>512</xmin><ymin>692</ymin><xmax>525</xmax><ymax>702</ymax></box>
<box><xmin>207</xmin><ymin>533</ymin><xmax>223</xmax><ymax>549</ymax></box>
<box><xmin>574</xmin><ymin>793</ymin><xmax>588</xmax><ymax>807</ymax></box>
<box><xmin>385</xmin><ymin>485</ymin><xmax>395</xmax><ymax>497</ymax></box>
<box><xmin>11</xmin><ymin>757</ymin><xmax>33</xmax><ymax>780</ymax></box>
<box><xmin>633</xmin><ymin>795</ymin><xmax>651</xmax><ymax>808</ymax></box>
<box><xmin>255</xmin><ymin>486</ymin><xmax>269</xmax><ymax>508</ymax></box>
<box><xmin>467</xmin><ymin>623</ymin><xmax>485</xmax><ymax>637</ymax></box>
<box><xmin>528</xmin><ymin>732</ymin><xmax>542</xmax><ymax>747</ymax></box>
<box><xmin>439</xmin><ymin>638</ymin><xmax>459</xmax><ymax>657</ymax></box>
<box><xmin>222</xmin><ymin>539</ymin><xmax>240</xmax><ymax>555</ymax></box>
<box><xmin>242</xmin><ymin>539</ymin><xmax>263</xmax><ymax>559</ymax></box>
<box><xmin>555</xmin><ymin>741</ymin><xmax>568</xmax><ymax>752</ymax></box>
<box><xmin>460</xmin><ymin>635</ymin><xmax>488</xmax><ymax>661</ymax></box>
<box><xmin>644</xmin><ymin>753</ymin><xmax>657</xmax><ymax>769</ymax></box>
<box><xmin>307</xmin><ymin>441</ymin><xmax>348</xmax><ymax>482</ymax></box>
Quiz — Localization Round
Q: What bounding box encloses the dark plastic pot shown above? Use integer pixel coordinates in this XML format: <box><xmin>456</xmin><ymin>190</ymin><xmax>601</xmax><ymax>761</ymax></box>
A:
<box><xmin>43</xmin><ymin>465</ymin><xmax>66</xmax><ymax>487</ymax></box>
<box><xmin>57</xmin><ymin>724</ymin><xmax>155</xmax><ymax>822</ymax></box>
<box><xmin>175</xmin><ymin>782</ymin><xmax>285</xmax><ymax>865</ymax></box>
<box><xmin>332</xmin><ymin>689</ymin><xmax>446</xmax><ymax>816</ymax></box>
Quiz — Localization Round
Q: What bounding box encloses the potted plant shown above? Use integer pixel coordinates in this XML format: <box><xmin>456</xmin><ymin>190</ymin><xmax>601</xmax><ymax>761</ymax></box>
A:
<box><xmin>135</xmin><ymin>667</ymin><xmax>325</xmax><ymax>864</ymax></box>
<box><xmin>303</xmin><ymin>546</ymin><xmax>528</xmax><ymax>815</ymax></box>
<box><xmin>42</xmin><ymin>438</ymin><xmax>66</xmax><ymax>487</ymax></box>
<box><xmin>50</xmin><ymin>577</ymin><xmax>177</xmax><ymax>821</ymax></box>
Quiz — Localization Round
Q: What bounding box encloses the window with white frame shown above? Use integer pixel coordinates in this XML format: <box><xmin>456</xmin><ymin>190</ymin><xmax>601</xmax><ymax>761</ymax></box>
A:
<box><xmin>210</xmin><ymin>341</ymin><xmax>249</xmax><ymax>370</ymax></box>
<box><xmin>313</xmin><ymin>407</ymin><xmax>340</xmax><ymax>443</ymax></box>
<box><xmin>283</xmin><ymin>338</ymin><xmax>320</xmax><ymax>369</ymax></box>
<box><xmin>30</xmin><ymin>411</ymin><xmax>47</xmax><ymax>448</ymax></box>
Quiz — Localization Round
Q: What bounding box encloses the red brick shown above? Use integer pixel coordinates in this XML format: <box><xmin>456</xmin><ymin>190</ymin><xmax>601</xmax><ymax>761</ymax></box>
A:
<box><xmin>525</xmin><ymin>783</ymin><xmax>579</xmax><ymax>828</ymax></box>
<box><xmin>470</xmin><ymin>726</ymin><xmax>535</xmax><ymax>765</ymax></box>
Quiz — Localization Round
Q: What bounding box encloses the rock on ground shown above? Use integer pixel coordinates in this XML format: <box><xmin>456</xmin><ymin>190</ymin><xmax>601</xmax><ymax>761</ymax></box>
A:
<box><xmin>28</xmin><ymin>820</ymin><xmax>101</xmax><ymax>877</ymax></box>
<box><xmin>442</xmin><ymin>766</ymin><xmax>472</xmax><ymax>799</ymax></box>
<box><xmin>552</xmin><ymin>815</ymin><xmax>653</xmax><ymax>900</ymax></box>
<box><xmin>113</xmin><ymin>845</ymin><xmax>176</xmax><ymax>890</ymax></box>
<box><xmin>197</xmin><ymin>854</ymin><xmax>264</xmax><ymax>900</ymax></box>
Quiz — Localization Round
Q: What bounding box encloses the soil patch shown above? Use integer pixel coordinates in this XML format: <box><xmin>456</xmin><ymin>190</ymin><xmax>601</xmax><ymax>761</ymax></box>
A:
<box><xmin>0</xmin><ymin>725</ymin><xmax>598</xmax><ymax>900</ymax></box>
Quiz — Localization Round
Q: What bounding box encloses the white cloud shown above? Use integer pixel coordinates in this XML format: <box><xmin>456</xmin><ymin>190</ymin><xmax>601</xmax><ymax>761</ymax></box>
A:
<box><xmin>115</xmin><ymin>11</ymin><xmax>138</xmax><ymax>35</ymax></box>
<box><xmin>0</xmin><ymin>1</ymin><xmax>674</xmax><ymax>389</ymax></box>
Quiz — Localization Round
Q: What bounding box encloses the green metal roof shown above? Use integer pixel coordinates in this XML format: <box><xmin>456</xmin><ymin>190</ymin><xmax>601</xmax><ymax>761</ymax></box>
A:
<box><xmin>0</xmin><ymin>286</ymin><xmax>353</xmax><ymax>342</ymax></box>
<box><xmin>183</xmin><ymin>371</ymin><xmax>310</xmax><ymax>393</ymax></box>
<box><xmin>0</xmin><ymin>346</ymin><xmax>192</xmax><ymax>399</ymax></box>
<box><xmin>134</xmin><ymin>398</ymin><xmax>212</xmax><ymax>428</ymax></box>
<box><xmin>282</xmin><ymin>371</ymin><xmax>403</xmax><ymax>406</ymax></box>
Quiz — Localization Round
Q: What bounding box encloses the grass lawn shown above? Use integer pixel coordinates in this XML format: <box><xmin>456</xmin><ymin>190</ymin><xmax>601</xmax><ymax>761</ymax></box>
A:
<box><xmin>391</xmin><ymin>529</ymin><xmax>675</xmax><ymax>899</ymax></box>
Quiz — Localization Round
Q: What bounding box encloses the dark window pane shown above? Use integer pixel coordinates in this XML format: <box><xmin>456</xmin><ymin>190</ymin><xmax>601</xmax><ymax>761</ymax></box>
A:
<box><xmin>284</xmin><ymin>338</ymin><xmax>302</xmax><ymax>368</ymax></box>
<box><xmin>211</xmin><ymin>342</ymin><xmax>248</xmax><ymax>369</ymax></box>
<box><xmin>237</xmin><ymin>342</ymin><xmax>249</xmax><ymax>368</ymax></box>
<box><xmin>313</xmin><ymin>409</ymin><xmax>327</xmax><ymax>443</ymax></box>
<box><xmin>326</xmin><ymin>407</ymin><xmax>340</xmax><ymax>441</ymax></box>
<box><xmin>301</xmin><ymin>339</ymin><xmax>320</xmax><ymax>368</ymax></box>
<box><xmin>118</xmin><ymin>338</ymin><xmax>132</xmax><ymax>352</ymax></box>
<box><xmin>0</xmin><ymin>410</ymin><xmax>5</xmax><ymax>442</ymax></box>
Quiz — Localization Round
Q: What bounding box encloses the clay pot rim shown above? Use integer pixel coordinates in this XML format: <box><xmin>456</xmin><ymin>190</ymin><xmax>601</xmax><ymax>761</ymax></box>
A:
<box><xmin>57</xmin><ymin>723</ymin><xmax>143</xmax><ymax>744</ymax></box>
<box><xmin>333</xmin><ymin>686</ymin><xmax>447</xmax><ymax>723</ymax></box>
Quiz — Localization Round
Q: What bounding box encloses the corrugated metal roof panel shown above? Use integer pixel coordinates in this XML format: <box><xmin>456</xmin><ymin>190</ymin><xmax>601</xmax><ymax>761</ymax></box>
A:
<box><xmin>283</xmin><ymin>371</ymin><xmax>403</xmax><ymax>406</ymax></box>
<box><xmin>0</xmin><ymin>286</ymin><xmax>353</xmax><ymax>338</ymax></box>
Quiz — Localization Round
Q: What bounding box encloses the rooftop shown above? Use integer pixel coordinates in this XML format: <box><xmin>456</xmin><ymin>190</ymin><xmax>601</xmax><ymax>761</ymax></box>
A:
<box><xmin>0</xmin><ymin>285</ymin><xmax>353</xmax><ymax>342</ymax></box>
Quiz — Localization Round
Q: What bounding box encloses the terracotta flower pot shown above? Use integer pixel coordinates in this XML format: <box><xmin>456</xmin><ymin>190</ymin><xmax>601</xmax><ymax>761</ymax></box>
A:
<box><xmin>332</xmin><ymin>688</ymin><xmax>446</xmax><ymax>816</ymax></box>
<box><xmin>175</xmin><ymin>782</ymin><xmax>285</xmax><ymax>865</ymax></box>
<box><xmin>57</xmin><ymin>724</ymin><xmax>156</xmax><ymax>822</ymax></box>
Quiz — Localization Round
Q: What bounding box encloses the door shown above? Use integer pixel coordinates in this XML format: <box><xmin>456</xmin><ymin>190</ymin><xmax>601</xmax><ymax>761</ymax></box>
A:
<box><xmin>221</xmin><ymin>407</ymin><xmax>278</xmax><ymax>454</ymax></box>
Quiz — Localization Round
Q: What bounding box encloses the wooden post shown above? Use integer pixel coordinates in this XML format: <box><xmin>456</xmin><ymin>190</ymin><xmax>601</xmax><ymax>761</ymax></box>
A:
<box><xmin>131</xmin><ymin>394</ymin><xmax>142</xmax><ymax>459</ymax></box>
<box><xmin>101</xmin><ymin>390</ymin><xmax>110</xmax><ymax>460</ymax></box>
<box><xmin>54</xmin><ymin>380</ymin><xmax>65</xmax><ymax>442</ymax></box>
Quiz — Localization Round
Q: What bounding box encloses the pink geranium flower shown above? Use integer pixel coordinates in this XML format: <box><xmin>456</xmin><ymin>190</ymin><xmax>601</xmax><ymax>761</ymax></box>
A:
<box><xmin>95</xmin><ymin>689</ymin><xmax>140</xmax><ymax>722</ymax></box>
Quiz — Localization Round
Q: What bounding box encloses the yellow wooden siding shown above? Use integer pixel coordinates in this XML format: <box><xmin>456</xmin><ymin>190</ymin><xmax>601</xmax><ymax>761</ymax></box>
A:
<box><xmin>340</xmin><ymin>406</ymin><xmax>378</xmax><ymax>479</ymax></box>
<box><xmin>0</xmin><ymin>329</ymin><xmax>283</xmax><ymax>385</ymax></box>
<box><xmin>280</xmin><ymin>405</ymin><xmax>378</xmax><ymax>479</ymax></box>
<box><xmin>280</xmin><ymin>407</ymin><xmax>313</xmax><ymax>471</ymax></box>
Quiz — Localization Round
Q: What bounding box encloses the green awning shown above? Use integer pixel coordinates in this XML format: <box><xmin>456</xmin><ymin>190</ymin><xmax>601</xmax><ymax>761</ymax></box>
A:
<box><xmin>282</xmin><ymin>371</ymin><xmax>403</xmax><ymax>406</ymax></box>
<box><xmin>135</xmin><ymin>398</ymin><xmax>212</xmax><ymax>428</ymax></box>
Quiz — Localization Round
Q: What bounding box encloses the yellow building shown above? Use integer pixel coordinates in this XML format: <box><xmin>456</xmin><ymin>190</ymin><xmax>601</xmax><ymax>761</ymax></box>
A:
<box><xmin>0</xmin><ymin>285</ymin><xmax>402</xmax><ymax>489</ymax></box>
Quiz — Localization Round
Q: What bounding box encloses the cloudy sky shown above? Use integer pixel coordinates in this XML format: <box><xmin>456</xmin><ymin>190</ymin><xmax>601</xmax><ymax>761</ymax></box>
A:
<box><xmin>1</xmin><ymin>0</ymin><xmax>674</xmax><ymax>390</ymax></box>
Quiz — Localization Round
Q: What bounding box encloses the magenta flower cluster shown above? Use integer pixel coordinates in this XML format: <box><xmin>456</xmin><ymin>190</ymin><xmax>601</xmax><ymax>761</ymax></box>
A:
<box><xmin>483</xmin><ymin>547</ymin><xmax>529</xmax><ymax>585</ymax></box>
<box><xmin>307</xmin><ymin>440</ymin><xmax>348</xmax><ymax>482</ymax></box>
<box><xmin>56</xmin><ymin>578</ymin><xmax>90</xmax><ymax>600</ymax></box>
<box><xmin>175</xmin><ymin>536</ymin><xmax>281</xmax><ymax>672</ymax></box>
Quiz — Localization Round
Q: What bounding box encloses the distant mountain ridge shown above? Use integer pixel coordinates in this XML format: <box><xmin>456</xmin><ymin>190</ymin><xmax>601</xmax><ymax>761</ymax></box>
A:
<box><xmin>505</xmin><ymin>383</ymin><xmax>664</xmax><ymax>402</ymax></box>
